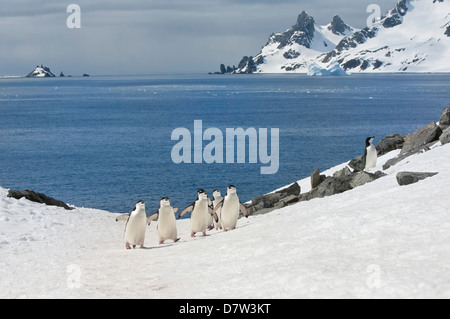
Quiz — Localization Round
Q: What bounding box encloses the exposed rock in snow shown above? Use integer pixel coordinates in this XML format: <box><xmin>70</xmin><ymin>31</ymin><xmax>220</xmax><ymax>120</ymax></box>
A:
<box><xmin>396</xmin><ymin>171</ymin><xmax>438</xmax><ymax>186</ymax></box>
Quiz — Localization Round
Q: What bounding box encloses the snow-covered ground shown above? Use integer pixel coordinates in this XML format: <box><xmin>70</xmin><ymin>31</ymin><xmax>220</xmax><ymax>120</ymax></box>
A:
<box><xmin>1</xmin><ymin>142</ymin><xmax>449</xmax><ymax>299</ymax></box>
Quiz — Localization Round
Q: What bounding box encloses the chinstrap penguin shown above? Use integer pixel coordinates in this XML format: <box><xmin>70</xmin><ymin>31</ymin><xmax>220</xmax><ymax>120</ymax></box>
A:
<box><xmin>115</xmin><ymin>200</ymin><xmax>150</xmax><ymax>249</ymax></box>
<box><xmin>178</xmin><ymin>189</ymin><xmax>218</xmax><ymax>237</ymax></box>
<box><xmin>147</xmin><ymin>197</ymin><xmax>180</xmax><ymax>245</ymax></box>
<box><xmin>213</xmin><ymin>185</ymin><xmax>248</xmax><ymax>232</ymax></box>
<box><xmin>364</xmin><ymin>136</ymin><xmax>377</xmax><ymax>171</ymax></box>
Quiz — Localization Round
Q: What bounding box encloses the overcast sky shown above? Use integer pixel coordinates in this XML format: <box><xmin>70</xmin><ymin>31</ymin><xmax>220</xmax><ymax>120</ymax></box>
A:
<box><xmin>0</xmin><ymin>0</ymin><xmax>399</xmax><ymax>76</ymax></box>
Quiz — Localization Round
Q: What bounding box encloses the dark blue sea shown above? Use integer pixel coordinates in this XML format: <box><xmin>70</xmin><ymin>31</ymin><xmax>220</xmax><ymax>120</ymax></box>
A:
<box><xmin>0</xmin><ymin>74</ymin><xmax>449</xmax><ymax>214</ymax></box>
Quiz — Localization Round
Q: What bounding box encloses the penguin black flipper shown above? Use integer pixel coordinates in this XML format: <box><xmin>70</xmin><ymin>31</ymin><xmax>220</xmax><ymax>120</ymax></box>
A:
<box><xmin>115</xmin><ymin>213</ymin><xmax>130</xmax><ymax>222</ymax></box>
<box><xmin>147</xmin><ymin>212</ymin><xmax>159</xmax><ymax>225</ymax></box>
<box><xmin>212</xmin><ymin>199</ymin><xmax>224</xmax><ymax>214</ymax></box>
<box><xmin>178</xmin><ymin>202</ymin><xmax>195</xmax><ymax>219</ymax></box>
<box><xmin>240</xmin><ymin>202</ymin><xmax>249</xmax><ymax>218</ymax></box>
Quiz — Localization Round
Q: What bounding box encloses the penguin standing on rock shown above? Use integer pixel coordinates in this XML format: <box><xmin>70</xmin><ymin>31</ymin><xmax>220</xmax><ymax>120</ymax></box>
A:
<box><xmin>364</xmin><ymin>136</ymin><xmax>377</xmax><ymax>171</ymax></box>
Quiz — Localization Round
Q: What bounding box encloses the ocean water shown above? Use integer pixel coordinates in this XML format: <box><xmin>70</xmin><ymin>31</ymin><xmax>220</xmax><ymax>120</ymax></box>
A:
<box><xmin>0</xmin><ymin>74</ymin><xmax>449</xmax><ymax>214</ymax></box>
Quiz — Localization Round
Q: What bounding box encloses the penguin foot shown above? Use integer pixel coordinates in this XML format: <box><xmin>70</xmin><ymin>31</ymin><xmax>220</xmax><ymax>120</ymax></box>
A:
<box><xmin>125</xmin><ymin>242</ymin><xmax>131</xmax><ymax>249</ymax></box>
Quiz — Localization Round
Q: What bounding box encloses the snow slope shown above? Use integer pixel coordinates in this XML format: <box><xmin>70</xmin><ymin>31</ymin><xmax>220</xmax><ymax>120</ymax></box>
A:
<box><xmin>1</xmin><ymin>142</ymin><xmax>450</xmax><ymax>299</ymax></box>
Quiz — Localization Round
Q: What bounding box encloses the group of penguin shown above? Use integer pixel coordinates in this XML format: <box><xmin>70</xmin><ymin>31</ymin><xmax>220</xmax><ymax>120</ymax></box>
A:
<box><xmin>116</xmin><ymin>137</ymin><xmax>377</xmax><ymax>250</ymax></box>
<box><xmin>115</xmin><ymin>185</ymin><xmax>249</xmax><ymax>249</ymax></box>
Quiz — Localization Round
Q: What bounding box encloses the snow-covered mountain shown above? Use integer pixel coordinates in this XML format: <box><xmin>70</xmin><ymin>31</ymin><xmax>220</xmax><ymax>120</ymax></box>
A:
<box><xmin>222</xmin><ymin>0</ymin><xmax>450</xmax><ymax>74</ymax></box>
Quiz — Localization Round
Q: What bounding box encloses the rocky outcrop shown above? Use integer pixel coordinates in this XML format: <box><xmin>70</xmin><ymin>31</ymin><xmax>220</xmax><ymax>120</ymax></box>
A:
<box><xmin>375</xmin><ymin>134</ymin><xmax>406</xmax><ymax>156</ymax></box>
<box><xmin>396</xmin><ymin>172</ymin><xmax>438</xmax><ymax>186</ymax></box>
<box><xmin>439</xmin><ymin>107</ymin><xmax>450</xmax><ymax>129</ymax></box>
<box><xmin>311</xmin><ymin>169</ymin><xmax>326</xmax><ymax>189</ymax></box>
<box><xmin>244</xmin><ymin>106</ymin><xmax>447</xmax><ymax>216</ymax></box>
<box><xmin>245</xmin><ymin>182</ymin><xmax>301</xmax><ymax>216</ymax></box>
<box><xmin>328</xmin><ymin>15</ymin><xmax>353</xmax><ymax>36</ymax></box>
<box><xmin>7</xmin><ymin>190</ymin><xmax>74</xmax><ymax>210</ymax></box>
<box><xmin>401</xmin><ymin>122</ymin><xmax>442</xmax><ymax>154</ymax></box>
<box><xmin>440</xmin><ymin>127</ymin><xmax>450</xmax><ymax>145</ymax></box>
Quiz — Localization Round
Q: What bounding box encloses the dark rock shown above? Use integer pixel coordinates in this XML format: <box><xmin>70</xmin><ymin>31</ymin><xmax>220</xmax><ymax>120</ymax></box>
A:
<box><xmin>247</xmin><ymin>182</ymin><xmax>301</xmax><ymax>215</ymax></box>
<box><xmin>342</xmin><ymin>58</ymin><xmax>361</xmax><ymax>70</ymax></box>
<box><xmin>236</xmin><ymin>56</ymin><xmax>257</xmax><ymax>74</ymax></box>
<box><xmin>350</xmin><ymin>171</ymin><xmax>383</xmax><ymax>188</ymax></box>
<box><xmin>383</xmin><ymin>140</ymin><xmax>439</xmax><ymax>170</ymax></box>
<box><xmin>348</xmin><ymin>155</ymin><xmax>365</xmax><ymax>172</ymax></box>
<box><xmin>401</xmin><ymin>122</ymin><xmax>442</xmax><ymax>154</ymax></box>
<box><xmin>7</xmin><ymin>190</ymin><xmax>74</xmax><ymax>210</ymax></box>
<box><xmin>303</xmin><ymin>176</ymin><xmax>353</xmax><ymax>200</ymax></box>
<box><xmin>311</xmin><ymin>169</ymin><xmax>326</xmax><ymax>189</ymax></box>
<box><xmin>375</xmin><ymin>134</ymin><xmax>406</xmax><ymax>156</ymax></box>
<box><xmin>382</xmin><ymin>0</ymin><xmax>409</xmax><ymax>28</ymax></box>
<box><xmin>283</xmin><ymin>49</ymin><xmax>301</xmax><ymax>59</ymax></box>
<box><xmin>440</xmin><ymin>127</ymin><xmax>450</xmax><ymax>145</ymax></box>
<box><xmin>328</xmin><ymin>15</ymin><xmax>352</xmax><ymax>36</ymax></box>
<box><xmin>446</xmin><ymin>25</ymin><xmax>450</xmax><ymax>37</ymax></box>
<box><xmin>275</xmin><ymin>181</ymin><xmax>301</xmax><ymax>197</ymax></box>
<box><xmin>439</xmin><ymin>107</ymin><xmax>450</xmax><ymax>129</ymax></box>
<box><xmin>333</xmin><ymin>166</ymin><xmax>352</xmax><ymax>178</ymax></box>
<box><xmin>396</xmin><ymin>172</ymin><xmax>438</xmax><ymax>186</ymax></box>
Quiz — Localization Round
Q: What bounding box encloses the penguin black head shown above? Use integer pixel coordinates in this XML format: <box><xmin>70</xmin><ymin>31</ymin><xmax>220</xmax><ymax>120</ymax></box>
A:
<box><xmin>227</xmin><ymin>185</ymin><xmax>237</xmax><ymax>195</ymax></box>
<box><xmin>197</xmin><ymin>189</ymin><xmax>208</xmax><ymax>200</ymax></box>
<box><xmin>160</xmin><ymin>197</ymin><xmax>171</xmax><ymax>207</ymax></box>
<box><xmin>365</xmin><ymin>136</ymin><xmax>375</xmax><ymax>147</ymax></box>
<box><xmin>212</xmin><ymin>189</ymin><xmax>221</xmax><ymax>200</ymax></box>
<box><xmin>133</xmin><ymin>200</ymin><xmax>145</xmax><ymax>211</ymax></box>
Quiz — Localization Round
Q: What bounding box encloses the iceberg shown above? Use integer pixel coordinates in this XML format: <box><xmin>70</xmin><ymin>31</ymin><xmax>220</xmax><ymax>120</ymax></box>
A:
<box><xmin>307</xmin><ymin>61</ymin><xmax>349</xmax><ymax>76</ymax></box>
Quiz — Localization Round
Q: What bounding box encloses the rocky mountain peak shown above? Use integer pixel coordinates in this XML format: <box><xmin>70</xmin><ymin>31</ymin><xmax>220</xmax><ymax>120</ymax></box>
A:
<box><xmin>328</xmin><ymin>15</ymin><xmax>352</xmax><ymax>35</ymax></box>
<box><xmin>294</xmin><ymin>11</ymin><xmax>315</xmax><ymax>34</ymax></box>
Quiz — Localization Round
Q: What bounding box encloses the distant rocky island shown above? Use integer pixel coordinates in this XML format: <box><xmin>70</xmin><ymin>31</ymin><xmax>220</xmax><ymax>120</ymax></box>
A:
<box><xmin>26</xmin><ymin>65</ymin><xmax>56</xmax><ymax>78</ymax></box>
<box><xmin>25</xmin><ymin>65</ymin><xmax>89</xmax><ymax>78</ymax></box>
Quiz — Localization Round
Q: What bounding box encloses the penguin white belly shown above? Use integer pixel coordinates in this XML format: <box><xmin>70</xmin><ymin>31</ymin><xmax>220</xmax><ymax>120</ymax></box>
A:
<box><xmin>190</xmin><ymin>202</ymin><xmax>209</xmax><ymax>233</ymax></box>
<box><xmin>365</xmin><ymin>145</ymin><xmax>377</xmax><ymax>170</ymax></box>
<box><xmin>124</xmin><ymin>213</ymin><xmax>147</xmax><ymax>246</ymax></box>
<box><xmin>221</xmin><ymin>199</ymin><xmax>240</xmax><ymax>230</ymax></box>
<box><xmin>158</xmin><ymin>207</ymin><xmax>177</xmax><ymax>241</ymax></box>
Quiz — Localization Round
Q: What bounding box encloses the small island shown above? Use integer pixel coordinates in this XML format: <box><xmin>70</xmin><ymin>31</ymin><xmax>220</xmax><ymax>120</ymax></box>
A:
<box><xmin>26</xmin><ymin>65</ymin><xmax>56</xmax><ymax>78</ymax></box>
